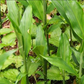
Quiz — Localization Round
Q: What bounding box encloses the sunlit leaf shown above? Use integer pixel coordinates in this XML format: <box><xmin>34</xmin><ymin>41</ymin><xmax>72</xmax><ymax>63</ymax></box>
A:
<box><xmin>0</xmin><ymin>28</ymin><xmax>12</xmax><ymax>35</ymax></box>
<box><xmin>0</xmin><ymin>78</ymin><xmax>10</xmax><ymax>84</ymax></box>
<box><xmin>47</xmin><ymin>66</ymin><xmax>69</xmax><ymax>80</ymax></box>
<box><xmin>3</xmin><ymin>69</ymin><xmax>19</xmax><ymax>82</ymax></box>
<box><xmin>0</xmin><ymin>49</ymin><xmax>17</xmax><ymax>70</ymax></box>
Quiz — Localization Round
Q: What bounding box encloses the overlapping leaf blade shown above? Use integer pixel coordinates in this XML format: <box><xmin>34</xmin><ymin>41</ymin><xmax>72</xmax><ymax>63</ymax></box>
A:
<box><xmin>7</xmin><ymin>0</ymin><xmax>23</xmax><ymax>55</ymax></box>
<box><xmin>29</xmin><ymin>0</ymin><xmax>43</xmax><ymax>20</ymax></box>
<box><xmin>41</xmin><ymin>55</ymin><xmax>78</xmax><ymax>77</ymax></box>
<box><xmin>17</xmin><ymin>0</ymin><xmax>28</xmax><ymax>7</ymax></box>
<box><xmin>57</xmin><ymin>33</ymin><xmax>71</xmax><ymax>63</ymax></box>
<box><xmin>64</xmin><ymin>1</ymin><xmax>84</xmax><ymax>39</ymax></box>
<box><xmin>52</xmin><ymin>0</ymin><xmax>69</xmax><ymax>23</ymax></box>
<box><xmin>35</xmin><ymin>25</ymin><xmax>47</xmax><ymax>55</ymax></box>
<box><xmin>52</xmin><ymin>0</ymin><xmax>84</xmax><ymax>39</ymax></box>
<box><xmin>19</xmin><ymin>6</ymin><xmax>32</xmax><ymax>56</ymax></box>
<box><xmin>0</xmin><ymin>49</ymin><xmax>17</xmax><ymax>70</ymax></box>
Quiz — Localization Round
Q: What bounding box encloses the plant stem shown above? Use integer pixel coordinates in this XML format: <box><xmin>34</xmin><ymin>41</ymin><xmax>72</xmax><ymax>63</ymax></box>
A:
<box><xmin>43</xmin><ymin>0</ymin><xmax>47</xmax><ymax>84</ymax></box>
<box><xmin>79</xmin><ymin>51</ymin><xmax>83</xmax><ymax>78</ymax></box>
<box><xmin>0</xmin><ymin>7</ymin><xmax>2</xmax><ymax>29</ymax></box>
<box><xmin>63</xmin><ymin>70</ymin><xmax>65</xmax><ymax>84</ymax></box>
<box><xmin>79</xmin><ymin>41</ymin><xmax>84</xmax><ymax>79</ymax></box>
<box><xmin>43</xmin><ymin>60</ymin><xmax>47</xmax><ymax>84</ymax></box>
<box><xmin>43</xmin><ymin>0</ymin><xmax>47</xmax><ymax>25</ymax></box>
<box><xmin>47</xmin><ymin>32</ymin><xmax>51</xmax><ymax>67</ymax></box>
<box><xmin>23</xmin><ymin>52</ymin><xmax>29</xmax><ymax>84</ymax></box>
<box><xmin>70</xmin><ymin>28</ymin><xmax>73</xmax><ymax>47</ymax></box>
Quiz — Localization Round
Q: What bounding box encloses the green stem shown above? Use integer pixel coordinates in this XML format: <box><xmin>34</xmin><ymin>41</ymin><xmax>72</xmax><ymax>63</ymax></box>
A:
<box><xmin>0</xmin><ymin>4</ymin><xmax>2</xmax><ymax>29</ymax></box>
<box><xmin>32</xmin><ymin>39</ymin><xmax>33</xmax><ymax>48</ymax></box>
<box><xmin>43</xmin><ymin>60</ymin><xmax>47</xmax><ymax>84</ymax></box>
<box><xmin>47</xmin><ymin>33</ymin><xmax>50</xmax><ymax>55</ymax></box>
<box><xmin>70</xmin><ymin>28</ymin><xmax>73</xmax><ymax>46</ymax></box>
<box><xmin>23</xmin><ymin>53</ymin><xmax>29</xmax><ymax>84</ymax></box>
<box><xmin>79</xmin><ymin>51</ymin><xmax>83</xmax><ymax>78</ymax></box>
<box><xmin>43</xmin><ymin>0</ymin><xmax>47</xmax><ymax>84</ymax></box>
<box><xmin>63</xmin><ymin>70</ymin><xmax>65</xmax><ymax>84</ymax></box>
<box><xmin>43</xmin><ymin>0</ymin><xmax>47</xmax><ymax>25</ymax></box>
<box><xmin>79</xmin><ymin>41</ymin><xmax>84</xmax><ymax>78</ymax></box>
<box><xmin>47</xmin><ymin>32</ymin><xmax>51</xmax><ymax>68</ymax></box>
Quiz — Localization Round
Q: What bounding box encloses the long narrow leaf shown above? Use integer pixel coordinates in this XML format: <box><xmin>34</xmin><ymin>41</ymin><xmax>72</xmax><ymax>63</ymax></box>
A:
<box><xmin>19</xmin><ymin>6</ymin><xmax>32</xmax><ymax>56</ymax></box>
<box><xmin>7</xmin><ymin>0</ymin><xmax>20</xmax><ymax>33</ymax></box>
<box><xmin>41</xmin><ymin>55</ymin><xmax>78</xmax><ymax>77</ymax></box>
<box><xmin>64</xmin><ymin>1</ymin><xmax>84</xmax><ymax>39</ymax></box>
<box><xmin>52</xmin><ymin>0</ymin><xmax>69</xmax><ymax>23</ymax></box>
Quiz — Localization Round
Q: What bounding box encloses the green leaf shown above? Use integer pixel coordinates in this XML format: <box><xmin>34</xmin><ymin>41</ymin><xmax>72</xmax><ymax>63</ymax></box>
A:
<box><xmin>1</xmin><ymin>0</ymin><xmax>5</xmax><ymax>4</ymax></box>
<box><xmin>41</xmin><ymin>55</ymin><xmax>78</xmax><ymax>77</ymax></box>
<box><xmin>72</xmin><ymin>30</ymin><xmax>82</xmax><ymax>42</ymax></box>
<box><xmin>2</xmin><ymin>33</ymin><xmax>16</xmax><ymax>46</ymax></box>
<box><xmin>65</xmin><ymin>26</ymin><xmax>81</xmax><ymax>42</ymax></box>
<box><xmin>36</xmin><ymin>25</ymin><xmax>46</xmax><ymax>46</ymax></box>
<box><xmin>36</xmin><ymin>25</ymin><xmax>47</xmax><ymax>55</ymax></box>
<box><xmin>47</xmin><ymin>66</ymin><xmax>69</xmax><ymax>80</ymax></box>
<box><xmin>0</xmin><ymin>43</ymin><xmax>6</xmax><ymax>49</ymax></box>
<box><xmin>29</xmin><ymin>0</ymin><xmax>43</xmax><ymax>20</ymax></box>
<box><xmin>21</xmin><ymin>76</ymin><xmax>26</xmax><ymax>84</ymax></box>
<box><xmin>71</xmin><ymin>48</ymin><xmax>84</xmax><ymax>68</ymax></box>
<box><xmin>64</xmin><ymin>1</ymin><xmax>84</xmax><ymax>39</ymax></box>
<box><xmin>48</xmin><ymin>23</ymin><xmax>61</xmax><ymax>33</ymax></box>
<box><xmin>47</xmin><ymin>3</ymin><xmax>55</xmax><ymax>14</ymax></box>
<box><xmin>52</xmin><ymin>0</ymin><xmax>69</xmax><ymax>23</ymax></box>
<box><xmin>0</xmin><ymin>78</ymin><xmax>10</xmax><ymax>84</ymax></box>
<box><xmin>14</xmin><ymin>55</ymin><xmax>23</xmax><ymax>68</ymax></box>
<box><xmin>7</xmin><ymin>0</ymin><xmax>20</xmax><ymax>33</ymax></box>
<box><xmin>2</xmin><ymin>55</ymin><xmax>23</xmax><ymax>69</ymax></box>
<box><xmin>20</xmin><ymin>61</ymin><xmax>40</xmax><ymax>77</ymax></box>
<box><xmin>19</xmin><ymin>5</ymin><xmax>32</xmax><ymax>56</ymax></box>
<box><xmin>1</xmin><ymin>55</ymin><xmax>14</xmax><ymax>70</ymax></box>
<box><xmin>52</xmin><ymin>0</ymin><xmax>84</xmax><ymax>39</ymax></box>
<box><xmin>81</xmin><ymin>75</ymin><xmax>84</xmax><ymax>84</ymax></box>
<box><xmin>0</xmin><ymin>28</ymin><xmax>12</xmax><ymax>35</ymax></box>
<box><xmin>48</xmin><ymin>15</ymin><xmax>64</xmax><ymax>24</ymax></box>
<box><xmin>16</xmin><ymin>73</ymin><xmax>26</xmax><ymax>83</ymax></box>
<box><xmin>31</xmin><ymin>24</ymin><xmax>37</xmax><ymax>39</ymax></box>
<box><xmin>33</xmin><ymin>46</ymin><xmax>45</xmax><ymax>57</ymax></box>
<box><xmin>0</xmin><ymin>49</ymin><xmax>17</xmax><ymax>70</ymax></box>
<box><xmin>49</xmin><ymin>27</ymin><xmax>61</xmax><ymax>47</ymax></box>
<box><xmin>57</xmin><ymin>33</ymin><xmax>71</xmax><ymax>63</ymax></box>
<box><xmin>71</xmin><ymin>48</ymin><xmax>80</xmax><ymax>65</ymax></box>
<box><xmin>7</xmin><ymin>0</ymin><xmax>23</xmax><ymax>56</ymax></box>
<box><xmin>17</xmin><ymin>0</ymin><xmax>28</xmax><ymax>7</ymax></box>
<box><xmin>3</xmin><ymin>69</ymin><xmax>19</xmax><ymax>82</ymax></box>
<box><xmin>28</xmin><ymin>62</ymin><xmax>40</xmax><ymax>76</ymax></box>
